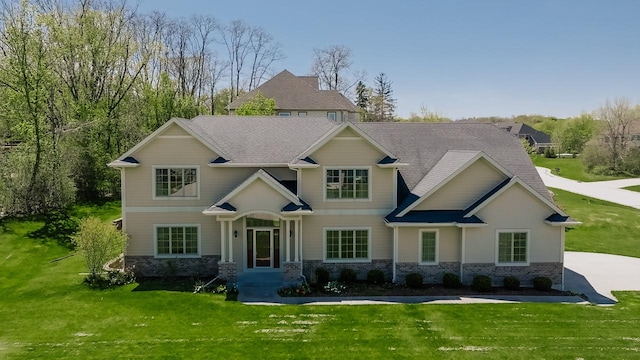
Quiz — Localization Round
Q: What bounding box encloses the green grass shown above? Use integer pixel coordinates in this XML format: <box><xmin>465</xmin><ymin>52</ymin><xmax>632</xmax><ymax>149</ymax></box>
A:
<box><xmin>530</xmin><ymin>155</ymin><xmax>628</xmax><ymax>182</ymax></box>
<box><xmin>2</xmin><ymin>202</ymin><xmax>640</xmax><ymax>358</ymax></box>
<box><xmin>551</xmin><ymin>188</ymin><xmax>640</xmax><ymax>258</ymax></box>
<box><xmin>623</xmin><ymin>185</ymin><xmax>640</xmax><ymax>193</ymax></box>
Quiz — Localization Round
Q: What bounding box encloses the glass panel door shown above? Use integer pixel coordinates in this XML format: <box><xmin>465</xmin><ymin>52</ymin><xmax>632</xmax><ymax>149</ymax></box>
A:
<box><xmin>255</xmin><ymin>230</ymin><xmax>272</xmax><ymax>267</ymax></box>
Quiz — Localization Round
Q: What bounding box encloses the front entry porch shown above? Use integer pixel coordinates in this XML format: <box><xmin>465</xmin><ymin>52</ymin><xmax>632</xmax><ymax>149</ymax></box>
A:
<box><xmin>216</xmin><ymin>214</ymin><xmax>304</xmax><ymax>283</ymax></box>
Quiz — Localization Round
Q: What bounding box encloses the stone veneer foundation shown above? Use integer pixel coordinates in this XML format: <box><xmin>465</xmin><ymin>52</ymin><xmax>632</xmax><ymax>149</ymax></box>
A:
<box><xmin>125</xmin><ymin>255</ymin><xmax>220</xmax><ymax>278</ymax></box>
<box><xmin>283</xmin><ymin>262</ymin><xmax>302</xmax><ymax>282</ymax></box>
<box><xmin>462</xmin><ymin>262</ymin><xmax>563</xmax><ymax>286</ymax></box>
<box><xmin>395</xmin><ymin>262</ymin><xmax>461</xmax><ymax>284</ymax></box>
<box><xmin>303</xmin><ymin>259</ymin><xmax>393</xmax><ymax>283</ymax></box>
<box><xmin>218</xmin><ymin>262</ymin><xmax>237</xmax><ymax>282</ymax></box>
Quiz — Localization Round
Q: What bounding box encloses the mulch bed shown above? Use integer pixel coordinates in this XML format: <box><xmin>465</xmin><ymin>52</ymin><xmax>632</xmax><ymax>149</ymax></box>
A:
<box><xmin>302</xmin><ymin>282</ymin><xmax>570</xmax><ymax>297</ymax></box>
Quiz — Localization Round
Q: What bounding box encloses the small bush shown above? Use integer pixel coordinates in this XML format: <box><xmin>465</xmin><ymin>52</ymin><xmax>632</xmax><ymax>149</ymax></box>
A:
<box><xmin>405</xmin><ymin>273</ymin><xmax>424</xmax><ymax>289</ymax></box>
<box><xmin>278</xmin><ymin>282</ymin><xmax>311</xmax><ymax>297</ymax></box>
<box><xmin>83</xmin><ymin>270</ymin><xmax>135</xmax><ymax>289</ymax></box>
<box><xmin>544</xmin><ymin>147</ymin><xmax>557</xmax><ymax>158</ymax></box>
<box><xmin>442</xmin><ymin>273</ymin><xmax>461</xmax><ymax>289</ymax></box>
<box><xmin>503</xmin><ymin>276</ymin><xmax>521</xmax><ymax>290</ymax></box>
<box><xmin>471</xmin><ymin>275</ymin><xmax>492</xmax><ymax>292</ymax></box>
<box><xmin>338</xmin><ymin>268</ymin><xmax>357</xmax><ymax>284</ymax></box>
<box><xmin>367</xmin><ymin>269</ymin><xmax>385</xmax><ymax>284</ymax></box>
<box><xmin>315</xmin><ymin>267</ymin><xmax>330</xmax><ymax>284</ymax></box>
<box><xmin>533</xmin><ymin>276</ymin><xmax>553</xmax><ymax>291</ymax></box>
<box><xmin>323</xmin><ymin>281</ymin><xmax>346</xmax><ymax>294</ymax></box>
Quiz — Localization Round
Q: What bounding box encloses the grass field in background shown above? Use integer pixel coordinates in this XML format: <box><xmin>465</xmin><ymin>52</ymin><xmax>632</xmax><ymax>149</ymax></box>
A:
<box><xmin>530</xmin><ymin>155</ymin><xmax>628</xmax><ymax>182</ymax></box>
<box><xmin>550</xmin><ymin>188</ymin><xmax>640</xmax><ymax>258</ymax></box>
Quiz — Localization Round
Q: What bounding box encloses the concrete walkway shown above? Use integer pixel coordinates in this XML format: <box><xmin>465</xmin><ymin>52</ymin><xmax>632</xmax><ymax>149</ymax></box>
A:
<box><xmin>564</xmin><ymin>251</ymin><xmax>640</xmax><ymax>305</ymax></box>
<box><xmin>536</xmin><ymin>166</ymin><xmax>640</xmax><ymax>209</ymax></box>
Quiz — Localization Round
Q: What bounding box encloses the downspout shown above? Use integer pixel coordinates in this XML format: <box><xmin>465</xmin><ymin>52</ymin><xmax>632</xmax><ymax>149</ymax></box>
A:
<box><xmin>299</xmin><ymin>217</ymin><xmax>304</xmax><ymax>278</ymax></box>
<box><xmin>392</xmin><ymin>226</ymin><xmax>398</xmax><ymax>283</ymax></box>
<box><xmin>560</xmin><ymin>226</ymin><xmax>565</xmax><ymax>290</ymax></box>
<box><xmin>460</xmin><ymin>227</ymin><xmax>466</xmax><ymax>284</ymax></box>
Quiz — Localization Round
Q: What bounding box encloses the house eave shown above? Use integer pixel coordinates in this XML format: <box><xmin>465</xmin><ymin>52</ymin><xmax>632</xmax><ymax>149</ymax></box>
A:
<box><xmin>107</xmin><ymin>161</ymin><xmax>141</xmax><ymax>168</ymax></box>
<box><xmin>384</xmin><ymin>222</ymin><xmax>457</xmax><ymax>228</ymax></box>
<box><xmin>377</xmin><ymin>163</ymin><xmax>409</xmax><ymax>168</ymax></box>
<box><xmin>288</xmin><ymin>163</ymin><xmax>320</xmax><ymax>169</ymax></box>
<box><xmin>544</xmin><ymin>220</ymin><xmax>582</xmax><ymax>226</ymax></box>
<box><xmin>208</xmin><ymin>162</ymin><xmax>290</xmax><ymax>168</ymax></box>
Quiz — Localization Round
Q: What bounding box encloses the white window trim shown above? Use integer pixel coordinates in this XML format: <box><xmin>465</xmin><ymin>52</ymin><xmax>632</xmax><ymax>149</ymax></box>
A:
<box><xmin>298</xmin><ymin>111</ymin><xmax>307</xmax><ymax>116</ymax></box>
<box><xmin>495</xmin><ymin>229</ymin><xmax>530</xmax><ymax>266</ymax></box>
<box><xmin>154</xmin><ymin>224</ymin><xmax>202</xmax><ymax>258</ymax></box>
<box><xmin>327</xmin><ymin>112</ymin><xmax>336</xmax><ymax>121</ymax></box>
<box><xmin>278</xmin><ymin>112</ymin><xmax>291</xmax><ymax>116</ymax></box>
<box><xmin>322</xmin><ymin>227</ymin><xmax>371</xmax><ymax>263</ymax></box>
<box><xmin>152</xmin><ymin>165</ymin><xmax>201</xmax><ymax>200</ymax></box>
<box><xmin>322</xmin><ymin>166</ymin><xmax>372</xmax><ymax>202</ymax></box>
<box><xmin>418</xmin><ymin>229</ymin><xmax>439</xmax><ymax>265</ymax></box>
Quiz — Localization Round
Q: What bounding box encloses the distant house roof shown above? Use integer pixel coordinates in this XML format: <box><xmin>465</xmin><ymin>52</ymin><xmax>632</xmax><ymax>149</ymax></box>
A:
<box><xmin>227</xmin><ymin>70</ymin><xmax>359</xmax><ymax>112</ymax></box>
<box><xmin>495</xmin><ymin>122</ymin><xmax>552</xmax><ymax>144</ymax></box>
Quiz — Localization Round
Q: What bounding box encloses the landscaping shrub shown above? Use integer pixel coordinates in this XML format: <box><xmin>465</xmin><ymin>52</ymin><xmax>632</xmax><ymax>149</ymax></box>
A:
<box><xmin>338</xmin><ymin>268</ymin><xmax>357</xmax><ymax>284</ymax></box>
<box><xmin>544</xmin><ymin>147</ymin><xmax>557</xmax><ymax>158</ymax></box>
<box><xmin>442</xmin><ymin>272</ymin><xmax>461</xmax><ymax>289</ymax></box>
<box><xmin>405</xmin><ymin>272</ymin><xmax>424</xmax><ymax>289</ymax></box>
<box><xmin>367</xmin><ymin>269</ymin><xmax>385</xmax><ymax>284</ymax></box>
<box><xmin>503</xmin><ymin>276</ymin><xmax>521</xmax><ymax>290</ymax></box>
<box><xmin>278</xmin><ymin>282</ymin><xmax>311</xmax><ymax>297</ymax></box>
<box><xmin>225</xmin><ymin>283</ymin><xmax>239</xmax><ymax>301</ymax></box>
<box><xmin>315</xmin><ymin>267</ymin><xmax>330</xmax><ymax>284</ymax></box>
<box><xmin>83</xmin><ymin>270</ymin><xmax>135</xmax><ymax>289</ymax></box>
<box><xmin>533</xmin><ymin>276</ymin><xmax>553</xmax><ymax>291</ymax></box>
<box><xmin>471</xmin><ymin>275</ymin><xmax>492</xmax><ymax>292</ymax></box>
<box><xmin>323</xmin><ymin>280</ymin><xmax>346</xmax><ymax>294</ymax></box>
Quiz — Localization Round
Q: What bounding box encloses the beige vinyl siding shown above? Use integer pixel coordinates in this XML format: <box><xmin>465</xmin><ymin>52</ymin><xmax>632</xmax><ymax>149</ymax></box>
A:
<box><xmin>415</xmin><ymin>159</ymin><xmax>508</xmax><ymax>210</ymax></box>
<box><xmin>300</xmin><ymin>133</ymin><xmax>395</xmax><ymax>210</ymax></box>
<box><xmin>465</xmin><ymin>184</ymin><xmax>562</xmax><ymax>264</ymax></box>
<box><xmin>125</xmin><ymin>212</ymin><xmax>218</xmax><ymax>256</ymax></box>
<box><xmin>397</xmin><ymin>227</ymin><xmax>460</xmax><ymax>263</ymax></box>
<box><xmin>226</xmin><ymin>178</ymin><xmax>292</xmax><ymax>215</ymax></box>
<box><xmin>124</xmin><ymin>125</ymin><xmax>295</xmax><ymax>207</ymax></box>
<box><xmin>301</xmin><ymin>215</ymin><xmax>392</xmax><ymax>260</ymax></box>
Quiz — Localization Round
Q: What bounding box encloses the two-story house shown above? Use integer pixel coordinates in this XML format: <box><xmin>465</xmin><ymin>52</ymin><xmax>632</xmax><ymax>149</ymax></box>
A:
<box><xmin>108</xmin><ymin>116</ymin><xmax>577</xmax><ymax>287</ymax></box>
<box><xmin>227</xmin><ymin>70</ymin><xmax>360</xmax><ymax>122</ymax></box>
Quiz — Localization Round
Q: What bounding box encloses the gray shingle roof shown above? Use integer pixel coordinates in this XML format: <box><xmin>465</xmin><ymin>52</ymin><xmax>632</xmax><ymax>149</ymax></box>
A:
<box><xmin>410</xmin><ymin>150</ymin><xmax>482</xmax><ymax>198</ymax></box>
<box><xmin>177</xmin><ymin>116</ymin><xmax>550</xmax><ymax>202</ymax></box>
<box><xmin>496</xmin><ymin>122</ymin><xmax>552</xmax><ymax>144</ymax></box>
<box><xmin>227</xmin><ymin>70</ymin><xmax>359</xmax><ymax>112</ymax></box>
<box><xmin>180</xmin><ymin>115</ymin><xmax>337</xmax><ymax>164</ymax></box>
<box><xmin>354</xmin><ymin>122</ymin><xmax>552</xmax><ymax>201</ymax></box>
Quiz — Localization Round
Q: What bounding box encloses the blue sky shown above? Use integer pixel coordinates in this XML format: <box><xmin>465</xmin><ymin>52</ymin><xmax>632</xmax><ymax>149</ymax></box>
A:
<box><xmin>137</xmin><ymin>0</ymin><xmax>640</xmax><ymax>119</ymax></box>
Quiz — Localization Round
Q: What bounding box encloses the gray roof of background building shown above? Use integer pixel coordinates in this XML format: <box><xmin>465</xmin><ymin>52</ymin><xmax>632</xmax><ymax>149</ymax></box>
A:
<box><xmin>227</xmin><ymin>70</ymin><xmax>359</xmax><ymax>112</ymax></box>
<box><xmin>178</xmin><ymin>116</ymin><xmax>550</xmax><ymax>202</ymax></box>
<box><xmin>495</xmin><ymin>122</ymin><xmax>552</xmax><ymax>144</ymax></box>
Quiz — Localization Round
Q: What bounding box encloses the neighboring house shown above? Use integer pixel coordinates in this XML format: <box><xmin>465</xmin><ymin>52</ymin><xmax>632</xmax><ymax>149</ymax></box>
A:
<box><xmin>227</xmin><ymin>70</ymin><xmax>360</xmax><ymax>122</ymax></box>
<box><xmin>496</xmin><ymin>123</ymin><xmax>555</xmax><ymax>153</ymax></box>
<box><xmin>109</xmin><ymin>116</ymin><xmax>578</xmax><ymax>288</ymax></box>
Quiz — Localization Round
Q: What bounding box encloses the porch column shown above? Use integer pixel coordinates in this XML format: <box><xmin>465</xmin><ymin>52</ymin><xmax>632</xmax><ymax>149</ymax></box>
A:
<box><xmin>228</xmin><ymin>220</ymin><xmax>233</xmax><ymax>262</ymax></box>
<box><xmin>285</xmin><ymin>220</ymin><xmax>291</xmax><ymax>262</ymax></box>
<box><xmin>294</xmin><ymin>220</ymin><xmax>299</xmax><ymax>262</ymax></box>
<box><xmin>220</xmin><ymin>220</ymin><xmax>226</xmax><ymax>263</ymax></box>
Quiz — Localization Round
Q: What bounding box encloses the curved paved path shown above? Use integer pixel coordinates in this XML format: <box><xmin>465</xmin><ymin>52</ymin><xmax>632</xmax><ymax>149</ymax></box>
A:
<box><xmin>564</xmin><ymin>251</ymin><xmax>640</xmax><ymax>305</ymax></box>
<box><xmin>536</xmin><ymin>166</ymin><xmax>640</xmax><ymax>209</ymax></box>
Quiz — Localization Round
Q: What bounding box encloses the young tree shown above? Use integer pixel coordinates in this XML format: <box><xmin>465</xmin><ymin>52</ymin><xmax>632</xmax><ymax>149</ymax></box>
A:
<box><xmin>553</xmin><ymin>114</ymin><xmax>598</xmax><ymax>154</ymax></box>
<box><xmin>593</xmin><ymin>98</ymin><xmax>640</xmax><ymax>170</ymax></box>
<box><xmin>235</xmin><ymin>92</ymin><xmax>275</xmax><ymax>115</ymax></box>
<box><xmin>369</xmin><ymin>73</ymin><xmax>396</xmax><ymax>122</ymax></box>
<box><xmin>354</xmin><ymin>80</ymin><xmax>369</xmax><ymax>121</ymax></box>
<box><xmin>72</xmin><ymin>217</ymin><xmax>127</xmax><ymax>277</ymax></box>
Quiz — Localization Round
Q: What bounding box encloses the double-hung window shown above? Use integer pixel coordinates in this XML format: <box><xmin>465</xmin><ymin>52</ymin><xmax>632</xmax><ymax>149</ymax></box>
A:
<box><xmin>419</xmin><ymin>230</ymin><xmax>438</xmax><ymax>264</ymax></box>
<box><xmin>325</xmin><ymin>229</ymin><xmax>369</xmax><ymax>261</ymax></box>
<box><xmin>325</xmin><ymin>168</ymin><xmax>369</xmax><ymax>200</ymax></box>
<box><xmin>156</xmin><ymin>225</ymin><xmax>199</xmax><ymax>257</ymax></box>
<box><xmin>154</xmin><ymin>167</ymin><xmax>198</xmax><ymax>198</ymax></box>
<box><xmin>497</xmin><ymin>231</ymin><xmax>529</xmax><ymax>264</ymax></box>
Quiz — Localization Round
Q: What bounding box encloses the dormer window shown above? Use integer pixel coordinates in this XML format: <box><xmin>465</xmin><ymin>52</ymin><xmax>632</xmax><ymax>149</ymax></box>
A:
<box><xmin>327</xmin><ymin>112</ymin><xmax>336</xmax><ymax>121</ymax></box>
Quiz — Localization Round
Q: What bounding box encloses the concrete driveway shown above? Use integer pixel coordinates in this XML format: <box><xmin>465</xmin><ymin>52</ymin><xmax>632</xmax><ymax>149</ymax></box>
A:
<box><xmin>564</xmin><ymin>252</ymin><xmax>640</xmax><ymax>305</ymax></box>
<box><xmin>536</xmin><ymin>167</ymin><xmax>640</xmax><ymax>209</ymax></box>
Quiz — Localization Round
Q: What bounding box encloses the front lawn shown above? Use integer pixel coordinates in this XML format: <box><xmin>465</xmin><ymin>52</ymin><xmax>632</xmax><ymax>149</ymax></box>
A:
<box><xmin>2</xmin><ymin>203</ymin><xmax>640</xmax><ymax>358</ymax></box>
<box><xmin>551</xmin><ymin>188</ymin><xmax>640</xmax><ymax>258</ymax></box>
<box><xmin>531</xmin><ymin>155</ymin><xmax>627</xmax><ymax>182</ymax></box>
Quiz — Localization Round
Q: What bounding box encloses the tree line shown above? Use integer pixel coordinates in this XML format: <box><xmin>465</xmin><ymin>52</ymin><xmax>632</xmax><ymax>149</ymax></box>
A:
<box><xmin>0</xmin><ymin>0</ymin><xmax>286</xmax><ymax>215</ymax></box>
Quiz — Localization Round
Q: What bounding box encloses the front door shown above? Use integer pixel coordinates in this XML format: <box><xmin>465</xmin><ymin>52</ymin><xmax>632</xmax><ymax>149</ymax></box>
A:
<box><xmin>247</xmin><ymin>228</ymin><xmax>280</xmax><ymax>269</ymax></box>
<box><xmin>255</xmin><ymin>230</ymin><xmax>271</xmax><ymax>267</ymax></box>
